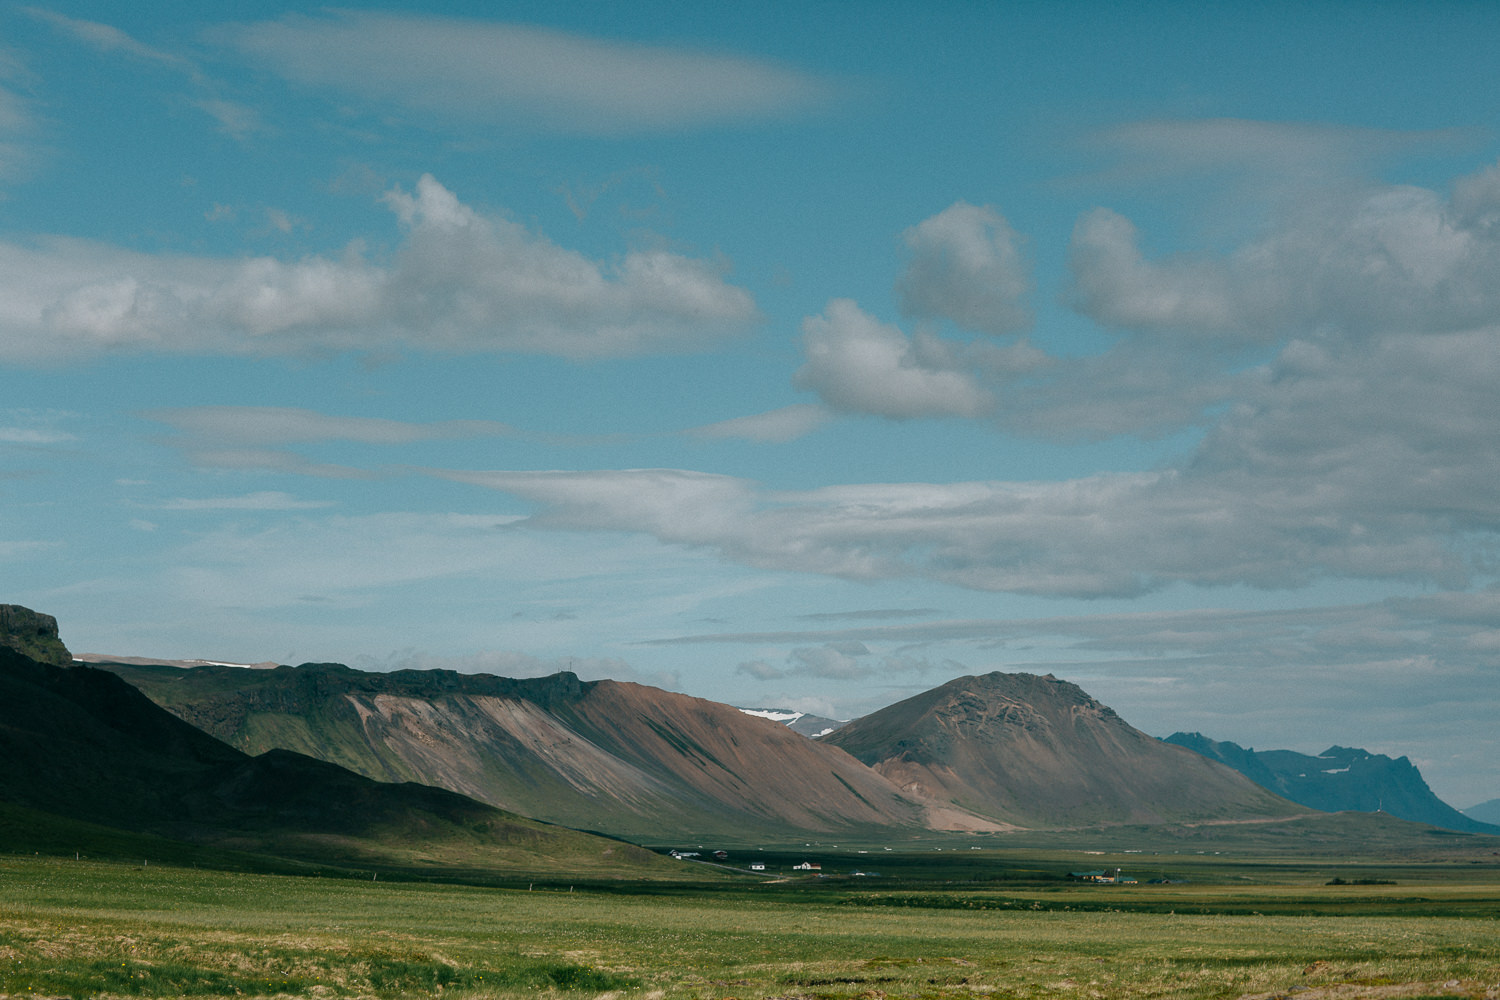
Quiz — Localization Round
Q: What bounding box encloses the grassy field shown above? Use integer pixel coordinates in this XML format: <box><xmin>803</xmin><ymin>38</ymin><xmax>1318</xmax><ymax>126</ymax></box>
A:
<box><xmin>3</xmin><ymin>851</ymin><xmax>1499</xmax><ymax>1000</ymax></box>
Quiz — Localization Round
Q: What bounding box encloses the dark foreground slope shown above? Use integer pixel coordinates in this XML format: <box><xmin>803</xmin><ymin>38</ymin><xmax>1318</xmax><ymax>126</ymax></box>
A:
<box><xmin>1164</xmin><ymin>732</ymin><xmax>1500</xmax><ymax>835</ymax></box>
<box><xmin>823</xmin><ymin>672</ymin><xmax>1304</xmax><ymax>829</ymax></box>
<box><xmin>99</xmin><ymin>661</ymin><xmax>940</xmax><ymax>839</ymax></box>
<box><xmin>0</xmin><ymin>646</ymin><xmax>684</xmax><ymax>877</ymax></box>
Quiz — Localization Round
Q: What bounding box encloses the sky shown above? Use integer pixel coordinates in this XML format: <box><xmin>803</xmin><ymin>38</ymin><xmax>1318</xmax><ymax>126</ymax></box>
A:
<box><xmin>3</xmin><ymin>1</ymin><xmax>1498</xmax><ymax>808</ymax></box>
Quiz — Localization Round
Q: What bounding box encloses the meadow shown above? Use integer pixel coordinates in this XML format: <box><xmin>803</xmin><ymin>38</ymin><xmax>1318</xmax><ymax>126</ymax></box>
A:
<box><xmin>3</xmin><ymin>849</ymin><xmax>1499</xmax><ymax>1000</ymax></box>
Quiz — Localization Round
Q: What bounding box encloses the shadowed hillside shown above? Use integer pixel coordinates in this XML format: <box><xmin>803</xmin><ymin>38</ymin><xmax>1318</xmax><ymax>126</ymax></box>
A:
<box><xmin>822</xmin><ymin>672</ymin><xmax>1304</xmax><ymax>828</ymax></box>
<box><xmin>0</xmin><ymin>644</ymin><xmax>685</xmax><ymax>877</ymax></box>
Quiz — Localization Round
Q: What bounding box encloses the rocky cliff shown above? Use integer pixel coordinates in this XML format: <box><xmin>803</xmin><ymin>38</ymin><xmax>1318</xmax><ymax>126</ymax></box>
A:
<box><xmin>0</xmin><ymin>604</ymin><xmax>71</xmax><ymax>667</ymax></box>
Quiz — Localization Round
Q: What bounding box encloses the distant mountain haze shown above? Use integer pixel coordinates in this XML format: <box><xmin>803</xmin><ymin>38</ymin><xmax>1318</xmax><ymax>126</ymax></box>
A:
<box><xmin>1465</xmin><ymin>799</ymin><xmax>1500</xmax><ymax>826</ymax></box>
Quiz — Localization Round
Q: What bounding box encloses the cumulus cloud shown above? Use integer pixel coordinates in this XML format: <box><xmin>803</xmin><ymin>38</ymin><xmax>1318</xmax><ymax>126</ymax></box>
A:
<box><xmin>896</xmin><ymin>201</ymin><xmax>1031</xmax><ymax>335</ymax></box>
<box><xmin>439</xmin><ymin>319</ymin><xmax>1500</xmax><ymax>601</ymax></box>
<box><xmin>794</xmin><ymin>299</ymin><xmax>993</xmax><ymax>419</ymax></box>
<box><xmin>736</xmin><ymin>659</ymin><xmax>785</xmax><ymax>680</ymax></box>
<box><xmin>1069</xmin><ymin>159</ymin><xmax>1500</xmax><ymax>340</ymax></box>
<box><xmin>790</xmin><ymin>643</ymin><xmax>873</xmax><ymax>680</ymax></box>
<box><xmin>0</xmin><ymin>174</ymin><xmax>756</xmax><ymax>363</ymax></box>
<box><xmin>224</xmin><ymin>11</ymin><xmax>832</xmax><ymax>134</ymax></box>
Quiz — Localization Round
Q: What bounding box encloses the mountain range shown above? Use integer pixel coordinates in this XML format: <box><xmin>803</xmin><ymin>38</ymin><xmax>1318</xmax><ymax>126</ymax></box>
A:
<box><xmin>97</xmin><ymin>657</ymin><xmax>1305</xmax><ymax>838</ymax></box>
<box><xmin>7</xmin><ymin>603</ymin><xmax>1493</xmax><ymax>871</ymax></box>
<box><xmin>1163</xmin><ymin>732</ymin><xmax>1500</xmax><ymax>835</ymax></box>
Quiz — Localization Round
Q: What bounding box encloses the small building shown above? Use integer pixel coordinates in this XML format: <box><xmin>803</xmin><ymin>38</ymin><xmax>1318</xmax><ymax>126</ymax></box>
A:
<box><xmin>792</xmin><ymin>862</ymin><xmax>822</xmax><ymax>871</ymax></box>
<box><xmin>750</xmin><ymin>863</ymin><xmax>766</xmax><ymax>871</ymax></box>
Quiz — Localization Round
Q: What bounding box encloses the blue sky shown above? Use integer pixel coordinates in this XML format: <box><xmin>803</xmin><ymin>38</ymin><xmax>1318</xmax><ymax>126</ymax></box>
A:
<box><xmin>4</xmin><ymin>1</ymin><xmax>1499</xmax><ymax>807</ymax></box>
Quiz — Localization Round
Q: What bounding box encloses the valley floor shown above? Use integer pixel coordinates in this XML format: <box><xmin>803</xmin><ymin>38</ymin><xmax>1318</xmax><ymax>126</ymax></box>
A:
<box><xmin>3</xmin><ymin>853</ymin><xmax>1500</xmax><ymax>1000</ymax></box>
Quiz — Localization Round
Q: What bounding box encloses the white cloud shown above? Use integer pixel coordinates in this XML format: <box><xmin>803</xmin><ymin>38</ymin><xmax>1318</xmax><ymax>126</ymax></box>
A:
<box><xmin>0</xmin><ymin>174</ymin><xmax>756</xmax><ymax>363</ymax></box>
<box><xmin>438</xmin><ymin>328</ymin><xmax>1500</xmax><ymax>600</ymax></box>
<box><xmin>794</xmin><ymin>299</ymin><xmax>993</xmax><ymax>419</ymax></box>
<box><xmin>224</xmin><ymin>11</ymin><xmax>832</xmax><ymax>134</ymax></box>
<box><xmin>736</xmin><ymin>659</ymin><xmax>785</xmax><ymax>680</ymax></box>
<box><xmin>790</xmin><ymin>644</ymin><xmax>873</xmax><ymax>680</ymax></box>
<box><xmin>896</xmin><ymin>201</ymin><xmax>1031</xmax><ymax>335</ymax></box>
<box><xmin>1068</xmin><ymin>160</ymin><xmax>1500</xmax><ymax>340</ymax></box>
<box><xmin>690</xmin><ymin>404</ymin><xmax>832</xmax><ymax>443</ymax></box>
<box><xmin>434</xmin><ymin>468</ymin><xmax>757</xmax><ymax>546</ymax></box>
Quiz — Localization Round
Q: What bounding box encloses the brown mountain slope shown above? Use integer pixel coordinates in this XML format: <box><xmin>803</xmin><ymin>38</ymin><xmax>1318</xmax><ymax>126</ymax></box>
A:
<box><xmin>0</xmin><ymin>644</ymin><xmax>685</xmax><ymax>878</ymax></box>
<box><xmin>822</xmin><ymin>672</ymin><xmax>1305</xmax><ymax>828</ymax></box>
<box><xmin>100</xmin><ymin>662</ymin><xmax>941</xmax><ymax>839</ymax></box>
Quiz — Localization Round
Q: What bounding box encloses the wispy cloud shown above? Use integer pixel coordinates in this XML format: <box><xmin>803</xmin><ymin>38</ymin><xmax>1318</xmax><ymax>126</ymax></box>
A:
<box><xmin>689</xmin><ymin>404</ymin><xmax>831</xmax><ymax>443</ymax></box>
<box><xmin>156</xmin><ymin>491</ymin><xmax>337</xmax><ymax>511</ymax></box>
<box><xmin>144</xmin><ymin>406</ymin><xmax>519</xmax><ymax>447</ymax></box>
<box><xmin>24</xmin><ymin>8</ymin><xmax>268</xmax><ymax>139</ymax></box>
<box><xmin>25</xmin><ymin>7</ymin><xmax>194</xmax><ymax>73</ymax></box>
<box><xmin>0</xmin><ymin>49</ymin><xmax>43</xmax><ymax>184</ymax></box>
<box><xmin>1083</xmin><ymin>118</ymin><xmax>1468</xmax><ymax>186</ymax></box>
<box><xmin>224</xmin><ymin>11</ymin><xmax>835</xmax><ymax>135</ymax></box>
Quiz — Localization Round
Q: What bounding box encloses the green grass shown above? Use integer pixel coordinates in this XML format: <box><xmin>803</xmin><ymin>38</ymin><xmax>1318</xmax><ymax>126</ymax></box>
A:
<box><xmin>3</xmin><ymin>851</ymin><xmax>1499</xmax><ymax>1000</ymax></box>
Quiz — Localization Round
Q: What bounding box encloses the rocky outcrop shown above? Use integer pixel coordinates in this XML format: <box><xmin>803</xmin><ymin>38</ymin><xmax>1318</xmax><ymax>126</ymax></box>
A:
<box><xmin>0</xmin><ymin>604</ymin><xmax>71</xmax><ymax>667</ymax></box>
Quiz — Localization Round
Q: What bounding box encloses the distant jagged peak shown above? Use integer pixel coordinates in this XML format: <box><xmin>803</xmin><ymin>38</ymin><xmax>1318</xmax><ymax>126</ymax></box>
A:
<box><xmin>0</xmin><ymin>604</ymin><xmax>71</xmax><ymax>668</ymax></box>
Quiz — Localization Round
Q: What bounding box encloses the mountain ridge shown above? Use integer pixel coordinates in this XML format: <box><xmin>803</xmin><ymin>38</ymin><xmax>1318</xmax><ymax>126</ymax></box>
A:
<box><xmin>1163</xmin><ymin>732</ymin><xmax>1500</xmax><ymax>835</ymax></box>
<box><xmin>98</xmin><ymin>660</ymin><xmax>942</xmax><ymax>838</ymax></box>
<box><xmin>0</xmin><ymin>642</ymin><xmax>684</xmax><ymax>877</ymax></box>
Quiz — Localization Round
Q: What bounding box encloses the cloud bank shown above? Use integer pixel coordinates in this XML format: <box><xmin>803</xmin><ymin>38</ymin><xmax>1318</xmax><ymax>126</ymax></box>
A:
<box><xmin>0</xmin><ymin>174</ymin><xmax>757</xmax><ymax>363</ymax></box>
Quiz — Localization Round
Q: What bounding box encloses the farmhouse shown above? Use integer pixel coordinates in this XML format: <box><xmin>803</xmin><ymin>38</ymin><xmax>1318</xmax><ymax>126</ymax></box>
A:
<box><xmin>792</xmin><ymin>862</ymin><xmax>822</xmax><ymax>871</ymax></box>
